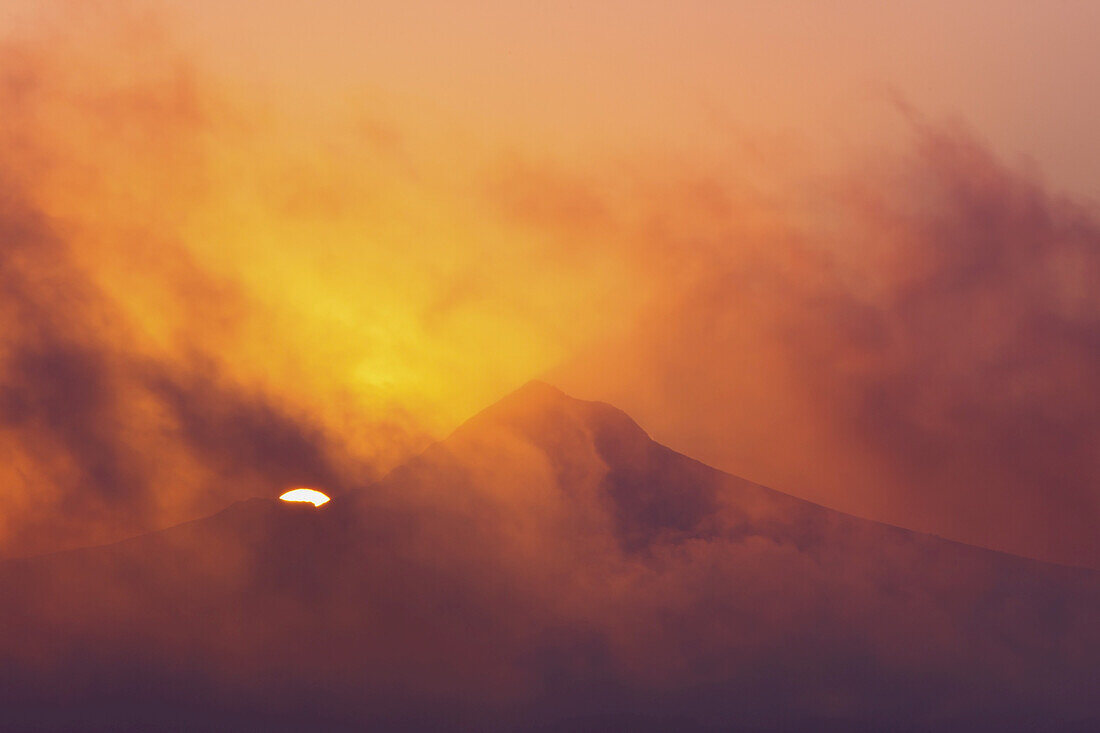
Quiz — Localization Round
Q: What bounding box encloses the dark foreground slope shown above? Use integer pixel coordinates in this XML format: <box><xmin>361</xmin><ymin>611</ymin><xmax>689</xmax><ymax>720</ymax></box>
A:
<box><xmin>1</xmin><ymin>381</ymin><xmax>1098</xmax><ymax>732</ymax></box>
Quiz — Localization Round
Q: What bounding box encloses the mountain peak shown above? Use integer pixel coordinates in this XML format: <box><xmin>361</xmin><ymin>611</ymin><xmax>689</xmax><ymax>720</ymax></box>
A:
<box><xmin>508</xmin><ymin>378</ymin><xmax>565</xmax><ymax>398</ymax></box>
<box><xmin>427</xmin><ymin>380</ymin><xmax>728</xmax><ymax>553</ymax></box>
<box><xmin>472</xmin><ymin>379</ymin><xmax>574</xmax><ymax>417</ymax></box>
<box><xmin>455</xmin><ymin>379</ymin><xmax>650</xmax><ymax>445</ymax></box>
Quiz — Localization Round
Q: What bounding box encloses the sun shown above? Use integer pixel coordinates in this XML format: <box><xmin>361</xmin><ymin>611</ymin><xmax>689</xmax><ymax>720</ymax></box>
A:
<box><xmin>279</xmin><ymin>488</ymin><xmax>331</xmax><ymax>507</ymax></box>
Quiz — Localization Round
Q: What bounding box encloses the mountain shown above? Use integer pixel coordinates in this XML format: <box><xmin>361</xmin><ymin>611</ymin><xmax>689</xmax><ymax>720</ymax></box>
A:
<box><xmin>1</xmin><ymin>381</ymin><xmax>1098</xmax><ymax>732</ymax></box>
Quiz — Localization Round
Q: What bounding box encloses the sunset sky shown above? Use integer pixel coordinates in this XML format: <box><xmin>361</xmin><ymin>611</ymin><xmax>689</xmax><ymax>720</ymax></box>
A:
<box><xmin>1</xmin><ymin>0</ymin><xmax>1099</xmax><ymax>567</ymax></box>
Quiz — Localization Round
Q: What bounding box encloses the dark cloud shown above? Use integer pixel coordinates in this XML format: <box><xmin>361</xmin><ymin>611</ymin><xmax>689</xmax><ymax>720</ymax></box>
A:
<box><xmin>783</xmin><ymin>123</ymin><xmax>1100</xmax><ymax>562</ymax></box>
<box><xmin>549</xmin><ymin>121</ymin><xmax>1100</xmax><ymax>567</ymax></box>
<box><xmin>0</xmin><ymin>180</ymin><xmax>360</xmax><ymax>554</ymax></box>
<box><xmin>0</xmin><ymin>33</ymin><xmax>371</xmax><ymax>557</ymax></box>
<box><xmin>145</xmin><ymin>360</ymin><xmax>350</xmax><ymax>496</ymax></box>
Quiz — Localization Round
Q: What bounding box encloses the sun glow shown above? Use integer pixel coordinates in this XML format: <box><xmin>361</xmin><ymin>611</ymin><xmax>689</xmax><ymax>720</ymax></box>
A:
<box><xmin>279</xmin><ymin>488</ymin><xmax>331</xmax><ymax>506</ymax></box>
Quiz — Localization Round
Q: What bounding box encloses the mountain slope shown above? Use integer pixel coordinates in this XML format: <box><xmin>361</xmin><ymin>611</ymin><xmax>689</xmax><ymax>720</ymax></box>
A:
<box><xmin>1</xmin><ymin>381</ymin><xmax>1098</xmax><ymax>731</ymax></box>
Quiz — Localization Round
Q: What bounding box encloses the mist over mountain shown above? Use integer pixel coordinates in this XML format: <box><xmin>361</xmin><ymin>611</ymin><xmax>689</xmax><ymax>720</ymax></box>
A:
<box><xmin>1</xmin><ymin>382</ymin><xmax>1098</xmax><ymax>731</ymax></box>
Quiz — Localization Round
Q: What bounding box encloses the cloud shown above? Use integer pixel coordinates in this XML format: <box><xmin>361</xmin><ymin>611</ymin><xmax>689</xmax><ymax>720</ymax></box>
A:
<box><xmin>548</xmin><ymin>119</ymin><xmax>1100</xmax><ymax>567</ymax></box>
<box><xmin>0</xmin><ymin>177</ymin><xmax>361</xmax><ymax>554</ymax></box>
<box><xmin>2</xmin><ymin>380</ymin><xmax>1099</xmax><ymax>730</ymax></box>
<box><xmin>0</xmin><ymin>12</ymin><xmax>400</xmax><ymax>556</ymax></box>
<box><xmin>1</xmin><ymin>4</ymin><xmax>1099</xmax><ymax>729</ymax></box>
<box><xmin>4</xmin><ymin>3</ymin><xmax>1099</xmax><ymax>572</ymax></box>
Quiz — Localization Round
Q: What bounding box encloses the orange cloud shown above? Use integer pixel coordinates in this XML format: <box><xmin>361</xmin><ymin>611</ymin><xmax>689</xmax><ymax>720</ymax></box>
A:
<box><xmin>550</xmin><ymin>120</ymin><xmax>1100</xmax><ymax>567</ymax></box>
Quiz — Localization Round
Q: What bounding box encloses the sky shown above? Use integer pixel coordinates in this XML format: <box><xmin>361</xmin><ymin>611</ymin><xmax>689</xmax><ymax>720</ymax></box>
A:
<box><xmin>0</xmin><ymin>1</ymin><xmax>1099</xmax><ymax>566</ymax></box>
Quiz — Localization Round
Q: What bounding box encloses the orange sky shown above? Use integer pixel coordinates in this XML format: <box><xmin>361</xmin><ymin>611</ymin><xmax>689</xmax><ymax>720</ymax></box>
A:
<box><xmin>1</xmin><ymin>1</ymin><xmax>1099</xmax><ymax>566</ymax></box>
<box><xmin>151</xmin><ymin>0</ymin><xmax>1100</xmax><ymax>202</ymax></box>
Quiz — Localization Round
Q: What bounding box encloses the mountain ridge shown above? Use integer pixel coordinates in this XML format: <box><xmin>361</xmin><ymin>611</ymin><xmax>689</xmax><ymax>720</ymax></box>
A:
<box><xmin>8</xmin><ymin>380</ymin><xmax>1092</xmax><ymax>575</ymax></box>
<box><xmin>2</xmin><ymin>381</ymin><xmax>1099</xmax><ymax>731</ymax></box>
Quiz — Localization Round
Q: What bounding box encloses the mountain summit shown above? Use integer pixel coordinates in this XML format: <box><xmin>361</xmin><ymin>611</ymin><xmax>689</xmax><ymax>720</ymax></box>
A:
<box><xmin>2</xmin><ymin>383</ymin><xmax>1099</xmax><ymax>731</ymax></box>
<box><xmin>379</xmin><ymin>379</ymin><xmax>737</xmax><ymax>553</ymax></box>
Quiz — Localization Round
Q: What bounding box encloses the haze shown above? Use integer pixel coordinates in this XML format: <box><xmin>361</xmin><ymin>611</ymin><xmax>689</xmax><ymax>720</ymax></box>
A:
<box><xmin>1</xmin><ymin>0</ymin><xmax>1098</xmax><ymax>570</ymax></box>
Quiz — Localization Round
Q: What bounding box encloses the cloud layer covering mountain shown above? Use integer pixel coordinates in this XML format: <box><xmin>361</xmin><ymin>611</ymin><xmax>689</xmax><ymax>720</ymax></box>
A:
<box><xmin>2</xmin><ymin>383</ymin><xmax>1098</xmax><ymax>731</ymax></box>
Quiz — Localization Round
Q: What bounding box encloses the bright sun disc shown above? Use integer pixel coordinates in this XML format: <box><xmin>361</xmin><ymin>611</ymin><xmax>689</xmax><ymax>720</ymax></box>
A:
<box><xmin>279</xmin><ymin>488</ymin><xmax>331</xmax><ymax>506</ymax></box>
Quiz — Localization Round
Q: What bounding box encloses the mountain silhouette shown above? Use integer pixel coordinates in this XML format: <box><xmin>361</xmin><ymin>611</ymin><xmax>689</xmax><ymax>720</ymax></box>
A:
<box><xmin>1</xmin><ymin>381</ymin><xmax>1099</xmax><ymax>732</ymax></box>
